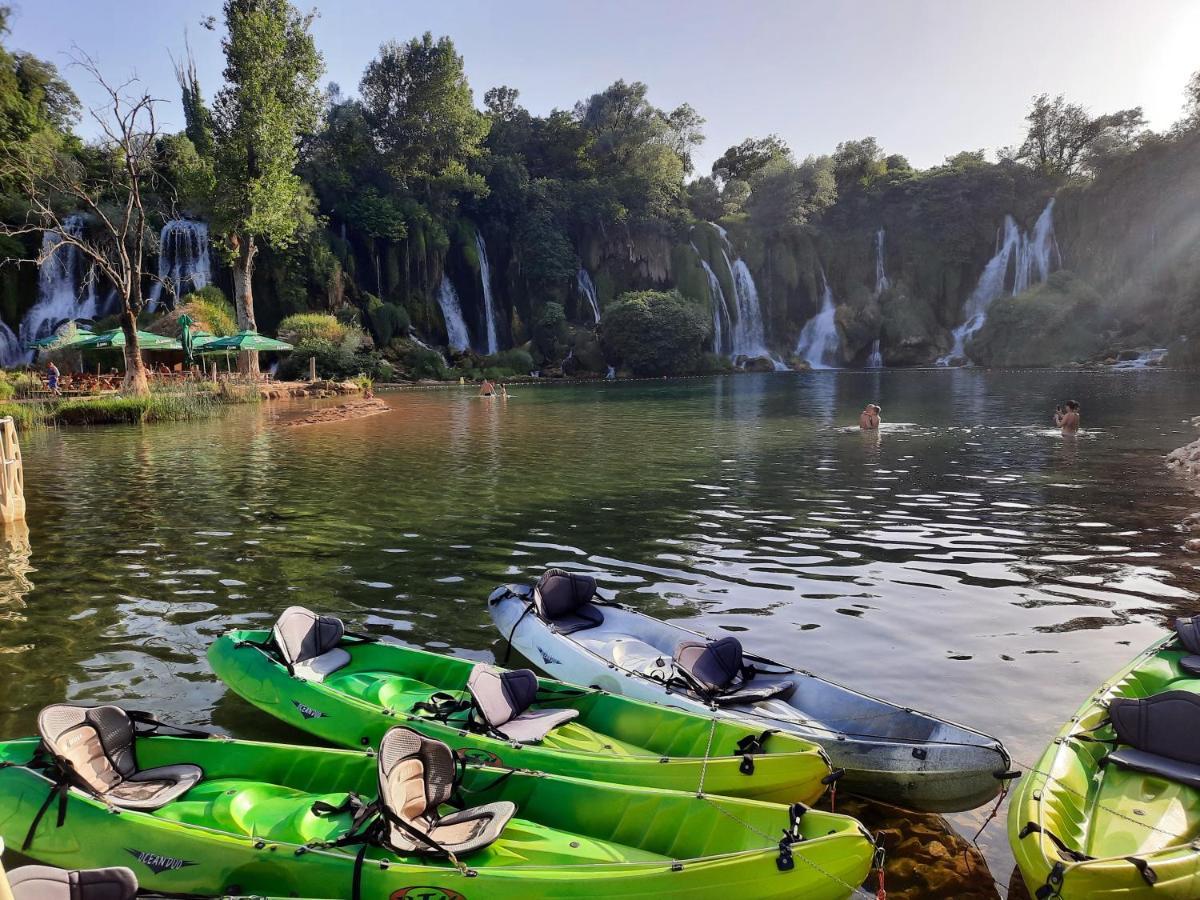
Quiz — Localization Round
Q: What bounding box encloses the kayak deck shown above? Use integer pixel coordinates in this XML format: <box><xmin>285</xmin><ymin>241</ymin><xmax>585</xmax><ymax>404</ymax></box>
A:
<box><xmin>155</xmin><ymin>778</ymin><xmax>669</xmax><ymax>867</ymax></box>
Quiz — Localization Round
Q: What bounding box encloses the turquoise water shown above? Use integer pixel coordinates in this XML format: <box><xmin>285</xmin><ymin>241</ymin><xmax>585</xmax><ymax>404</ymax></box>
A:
<box><xmin>1</xmin><ymin>369</ymin><xmax>1197</xmax><ymax>895</ymax></box>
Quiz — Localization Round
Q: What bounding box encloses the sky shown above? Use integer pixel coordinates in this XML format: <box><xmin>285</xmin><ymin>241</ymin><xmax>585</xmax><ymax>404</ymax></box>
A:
<box><xmin>7</xmin><ymin>0</ymin><xmax>1200</xmax><ymax>175</ymax></box>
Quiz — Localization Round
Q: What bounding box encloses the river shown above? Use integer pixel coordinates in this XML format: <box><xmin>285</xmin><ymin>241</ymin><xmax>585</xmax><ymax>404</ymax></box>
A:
<box><xmin>1</xmin><ymin>369</ymin><xmax>1196</xmax><ymax>896</ymax></box>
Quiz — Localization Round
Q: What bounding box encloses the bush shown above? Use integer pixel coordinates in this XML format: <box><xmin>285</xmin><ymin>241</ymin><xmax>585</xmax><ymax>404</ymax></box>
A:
<box><xmin>0</xmin><ymin>378</ymin><xmax>14</xmax><ymax>401</ymax></box>
<box><xmin>276</xmin><ymin>339</ymin><xmax>393</xmax><ymax>381</ymax></box>
<box><xmin>399</xmin><ymin>346</ymin><xmax>450</xmax><ymax>381</ymax></box>
<box><xmin>601</xmin><ymin>290</ymin><xmax>711</xmax><ymax>376</ymax></box>
<box><xmin>968</xmin><ymin>271</ymin><xmax>1106</xmax><ymax>366</ymax></box>
<box><xmin>187</xmin><ymin>286</ymin><xmax>238</xmax><ymax>336</ymax></box>
<box><xmin>482</xmin><ymin>348</ymin><xmax>534</xmax><ymax>377</ymax></box>
<box><xmin>277</xmin><ymin>313</ymin><xmax>353</xmax><ymax>347</ymax></box>
<box><xmin>363</xmin><ymin>294</ymin><xmax>410</xmax><ymax>346</ymax></box>
<box><xmin>532</xmin><ymin>302</ymin><xmax>568</xmax><ymax>360</ymax></box>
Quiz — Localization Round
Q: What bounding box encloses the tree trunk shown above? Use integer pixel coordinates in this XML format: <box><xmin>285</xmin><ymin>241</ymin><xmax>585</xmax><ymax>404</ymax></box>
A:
<box><xmin>231</xmin><ymin>234</ymin><xmax>259</xmax><ymax>376</ymax></box>
<box><xmin>119</xmin><ymin>309</ymin><xmax>149</xmax><ymax>396</ymax></box>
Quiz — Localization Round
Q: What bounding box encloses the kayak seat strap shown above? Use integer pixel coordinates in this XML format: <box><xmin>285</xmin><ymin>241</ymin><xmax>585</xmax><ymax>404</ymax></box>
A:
<box><xmin>377</xmin><ymin>726</ymin><xmax>515</xmax><ymax>857</ymax></box>
<box><xmin>466</xmin><ymin>666</ymin><xmax>578</xmax><ymax>743</ymax></box>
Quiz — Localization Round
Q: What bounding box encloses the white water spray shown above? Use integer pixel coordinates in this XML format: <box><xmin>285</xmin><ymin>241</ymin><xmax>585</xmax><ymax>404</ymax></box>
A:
<box><xmin>938</xmin><ymin>199</ymin><xmax>1059</xmax><ymax>366</ymax></box>
<box><xmin>692</xmin><ymin>241</ymin><xmax>732</xmax><ymax>356</ymax></box>
<box><xmin>874</xmin><ymin>228</ymin><xmax>890</xmax><ymax>296</ymax></box>
<box><xmin>147</xmin><ymin>220</ymin><xmax>211</xmax><ymax>312</ymax></box>
<box><xmin>709</xmin><ymin>227</ymin><xmax>785</xmax><ymax>369</ymax></box>
<box><xmin>437</xmin><ymin>275</ymin><xmax>471</xmax><ymax>351</ymax></box>
<box><xmin>795</xmin><ymin>266</ymin><xmax>841</xmax><ymax>369</ymax></box>
<box><xmin>576</xmin><ymin>268</ymin><xmax>601</xmax><ymax>324</ymax></box>
<box><xmin>17</xmin><ymin>215</ymin><xmax>98</xmax><ymax>363</ymax></box>
<box><xmin>474</xmin><ymin>232</ymin><xmax>499</xmax><ymax>355</ymax></box>
<box><xmin>867</xmin><ymin>339</ymin><xmax>883</xmax><ymax>368</ymax></box>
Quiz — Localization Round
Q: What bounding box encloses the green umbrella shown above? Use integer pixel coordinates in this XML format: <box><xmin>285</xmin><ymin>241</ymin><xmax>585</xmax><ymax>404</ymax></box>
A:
<box><xmin>179</xmin><ymin>313</ymin><xmax>195</xmax><ymax>363</ymax></box>
<box><xmin>75</xmin><ymin>328</ymin><xmax>182</xmax><ymax>350</ymax></box>
<box><xmin>27</xmin><ymin>325</ymin><xmax>94</xmax><ymax>349</ymax></box>
<box><xmin>200</xmin><ymin>330</ymin><xmax>293</xmax><ymax>352</ymax></box>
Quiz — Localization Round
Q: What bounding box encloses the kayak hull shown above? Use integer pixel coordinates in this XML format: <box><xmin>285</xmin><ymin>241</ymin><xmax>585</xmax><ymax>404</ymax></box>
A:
<box><xmin>489</xmin><ymin>588</ymin><xmax>1010</xmax><ymax>813</ymax></box>
<box><xmin>209</xmin><ymin>631</ymin><xmax>832</xmax><ymax>805</ymax></box>
<box><xmin>0</xmin><ymin>735</ymin><xmax>874</xmax><ymax>900</ymax></box>
<box><xmin>1009</xmin><ymin>634</ymin><xmax>1200</xmax><ymax>899</ymax></box>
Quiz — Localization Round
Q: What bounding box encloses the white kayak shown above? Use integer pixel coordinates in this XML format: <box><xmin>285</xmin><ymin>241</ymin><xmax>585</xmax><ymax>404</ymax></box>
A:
<box><xmin>489</xmin><ymin>570</ymin><xmax>1014</xmax><ymax>813</ymax></box>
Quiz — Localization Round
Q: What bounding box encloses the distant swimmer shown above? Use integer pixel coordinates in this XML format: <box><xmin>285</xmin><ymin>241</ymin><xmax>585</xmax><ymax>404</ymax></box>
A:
<box><xmin>479</xmin><ymin>378</ymin><xmax>495</xmax><ymax>397</ymax></box>
<box><xmin>499</xmin><ymin>383</ymin><xmax>509</xmax><ymax>399</ymax></box>
<box><xmin>1056</xmin><ymin>400</ymin><xmax>1081</xmax><ymax>434</ymax></box>
<box><xmin>859</xmin><ymin>403</ymin><xmax>881</xmax><ymax>430</ymax></box>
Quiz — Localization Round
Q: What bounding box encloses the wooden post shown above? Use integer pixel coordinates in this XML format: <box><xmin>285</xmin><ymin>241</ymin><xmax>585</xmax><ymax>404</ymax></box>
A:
<box><xmin>308</xmin><ymin>356</ymin><xmax>317</xmax><ymax>382</ymax></box>
<box><xmin>0</xmin><ymin>417</ymin><xmax>23</xmax><ymax>524</ymax></box>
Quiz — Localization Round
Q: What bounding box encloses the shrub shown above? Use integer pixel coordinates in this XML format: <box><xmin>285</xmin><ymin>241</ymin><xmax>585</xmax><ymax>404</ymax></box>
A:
<box><xmin>532</xmin><ymin>302</ymin><xmax>567</xmax><ymax>360</ymax></box>
<box><xmin>399</xmin><ymin>346</ymin><xmax>450</xmax><ymax>381</ymax></box>
<box><xmin>0</xmin><ymin>379</ymin><xmax>14</xmax><ymax>401</ymax></box>
<box><xmin>482</xmin><ymin>348</ymin><xmax>534</xmax><ymax>376</ymax></box>
<box><xmin>277</xmin><ymin>313</ymin><xmax>352</xmax><ymax>347</ymax></box>
<box><xmin>187</xmin><ymin>286</ymin><xmax>238</xmax><ymax>336</ymax></box>
<box><xmin>601</xmin><ymin>290</ymin><xmax>711</xmax><ymax>376</ymax></box>
<box><xmin>363</xmin><ymin>293</ymin><xmax>410</xmax><ymax>346</ymax></box>
<box><xmin>276</xmin><ymin>339</ymin><xmax>393</xmax><ymax>381</ymax></box>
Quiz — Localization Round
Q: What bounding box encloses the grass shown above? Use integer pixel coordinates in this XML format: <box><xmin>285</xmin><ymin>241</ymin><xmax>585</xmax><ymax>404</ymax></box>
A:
<box><xmin>0</xmin><ymin>383</ymin><xmax>258</xmax><ymax>430</ymax></box>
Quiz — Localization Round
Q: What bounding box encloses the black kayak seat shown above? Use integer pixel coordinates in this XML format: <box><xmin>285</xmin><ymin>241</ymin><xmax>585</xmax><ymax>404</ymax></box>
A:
<box><xmin>466</xmin><ymin>665</ymin><xmax>578</xmax><ymax>743</ymax></box>
<box><xmin>673</xmin><ymin>637</ymin><xmax>797</xmax><ymax>704</ymax></box>
<box><xmin>533</xmin><ymin>569</ymin><xmax>603</xmax><ymax>635</ymax></box>
<box><xmin>1105</xmin><ymin>747</ymin><xmax>1200</xmax><ymax>790</ymax></box>
<box><xmin>1175</xmin><ymin>615</ymin><xmax>1200</xmax><ymax>654</ymax></box>
<box><xmin>7</xmin><ymin>865</ymin><xmax>138</xmax><ymax>900</ymax></box>
<box><xmin>1181</xmin><ymin>655</ymin><xmax>1200</xmax><ymax>677</ymax></box>
<box><xmin>1103</xmin><ymin>691</ymin><xmax>1200</xmax><ymax>788</ymax></box>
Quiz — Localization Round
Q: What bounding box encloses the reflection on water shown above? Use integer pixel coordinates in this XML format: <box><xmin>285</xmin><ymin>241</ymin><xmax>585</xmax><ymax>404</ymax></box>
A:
<box><xmin>0</xmin><ymin>370</ymin><xmax>1196</xmax><ymax>894</ymax></box>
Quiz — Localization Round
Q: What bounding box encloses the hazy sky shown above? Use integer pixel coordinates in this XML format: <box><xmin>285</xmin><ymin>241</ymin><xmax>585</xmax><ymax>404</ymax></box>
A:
<box><xmin>8</xmin><ymin>1</ymin><xmax>1200</xmax><ymax>175</ymax></box>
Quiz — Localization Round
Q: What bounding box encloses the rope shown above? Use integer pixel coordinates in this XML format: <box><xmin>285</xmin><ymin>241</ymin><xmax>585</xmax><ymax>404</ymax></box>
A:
<box><xmin>695</xmin><ymin>717</ymin><xmax>716</xmax><ymax>797</ymax></box>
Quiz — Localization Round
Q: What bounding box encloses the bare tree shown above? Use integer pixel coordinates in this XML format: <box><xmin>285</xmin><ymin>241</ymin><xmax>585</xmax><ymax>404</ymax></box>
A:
<box><xmin>0</xmin><ymin>51</ymin><xmax>167</xmax><ymax>395</ymax></box>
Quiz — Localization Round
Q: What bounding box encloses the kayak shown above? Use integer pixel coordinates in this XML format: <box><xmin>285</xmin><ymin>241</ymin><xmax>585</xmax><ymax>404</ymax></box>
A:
<box><xmin>489</xmin><ymin>570</ymin><xmax>1014</xmax><ymax>813</ymax></box>
<box><xmin>0</xmin><ymin>707</ymin><xmax>877</xmax><ymax>899</ymax></box>
<box><xmin>1009</xmin><ymin>616</ymin><xmax>1200</xmax><ymax>899</ymax></box>
<box><xmin>208</xmin><ymin>607</ymin><xmax>835</xmax><ymax>805</ymax></box>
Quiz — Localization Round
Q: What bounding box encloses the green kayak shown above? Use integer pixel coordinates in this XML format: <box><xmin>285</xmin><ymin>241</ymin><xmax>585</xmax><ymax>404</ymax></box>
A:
<box><xmin>1009</xmin><ymin>616</ymin><xmax>1200</xmax><ymax>898</ymax></box>
<box><xmin>0</xmin><ymin>707</ymin><xmax>876</xmax><ymax>899</ymax></box>
<box><xmin>208</xmin><ymin>608</ymin><xmax>835</xmax><ymax>804</ymax></box>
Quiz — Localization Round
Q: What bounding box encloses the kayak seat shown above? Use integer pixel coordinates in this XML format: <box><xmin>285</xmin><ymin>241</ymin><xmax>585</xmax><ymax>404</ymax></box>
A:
<box><xmin>1176</xmin><ymin>615</ymin><xmax>1200</xmax><ymax>654</ymax></box>
<box><xmin>7</xmin><ymin>865</ymin><xmax>138</xmax><ymax>900</ymax></box>
<box><xmin>37</xmin><ymin>705</ymin><xmax>202</xmax><ymax>811</ymax></box>
<box><xmin>674</xmin><ymin>639</ymin><xmax>797</xmax><ymax>704</ymax></box>
<box><xmin>273</xmin><ymin>606</ymin><xmax>351</xmax><ymax>683</ymax></box>
<box><xmin>1181</xmin><ymin>655</ymin><xmax>1200</xmax><ymax>677</ymax></box>
<box><xmin>1104</xmin><ymin>691</ymin><xmax>1200</xmax><ymax>788</ymax></box>
<box><xmin>467</xmin><ymin>666</ymin><xmax>578</xmax><ymax>743</ymax></box>
<box><xmin>1105</xmin><ymin>747</ymin><xmax>1200</xmax><ymax>790</ymax></box>
<box><xmin>379</xmin><ymin>726</ymin><xmax>515</xmax><ymax>856</ymax></box>
<box><xmin>534</xmin><ymin>569</ymin><xmax>603</xmax><ymax>635</ymax></box>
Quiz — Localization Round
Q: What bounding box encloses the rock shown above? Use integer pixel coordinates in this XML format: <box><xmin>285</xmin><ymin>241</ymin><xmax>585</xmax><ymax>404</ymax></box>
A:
<box><xmin>1104</xmin><ymin>356</ymin><xmax>1118</xmax><ymax>365</ymax></box>
<box><xmin>1191</xmin><ymin>415</ymin><xmax>1200</xmax><ymax>428</ymax></box>
<box><xmin>1116</xmin><ymin>349</ymin><xmax>1142</xmax><ymax>361</ymax></box>
<box><xmin>1185</xmin><ymin>538</ymin><xmax>1200</xmax><ymax>553</ymax></box>
<box><xmin>741</xmin><ymin>356</ymin><xmax>776</xmax><ymax>373</ymax></box>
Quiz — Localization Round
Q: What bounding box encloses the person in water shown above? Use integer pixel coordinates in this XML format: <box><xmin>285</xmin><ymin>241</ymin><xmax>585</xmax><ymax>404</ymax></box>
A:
<box><xmin>859</xmin><ymin>403</ymin><xmax>881</xmax><ymax>430</ymax></box>
<box><xmin>479</xmin><ymin>378</ymin><xmax>494</xmax><ymax>397</ymax></box>
<box><xmin>499</xmin><ymin>383</ymin><xmax>508</xmax><ymax>399</ymax></box>
<box><xmin>1058</xmin><ymin>400</ymin><xmax>1081</xmax><ymax>433</ymax></box>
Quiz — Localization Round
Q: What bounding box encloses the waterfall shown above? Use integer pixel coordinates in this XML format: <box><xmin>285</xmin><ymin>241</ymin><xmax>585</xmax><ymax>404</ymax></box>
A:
<box><xmin>17</xmin><ymin>215</ymin><xmax>95</xmax><ymax>363</ymax></box>
<box><xmin>147</xmin><ymin>220</ymin><xmax>211</xmax><ymax>312</ymax></box>
<box><xmin>874</xmin><ymin>228</ymin><xmax>890</xmax><ymax>296</ymax></box>
<box><xmin>692</xmin><ymin>241</ymin><xmax>732</xmax><ymax>356</ymax></box>
<box><xmin>0</xmin><ymin>322</ymin><xmax>21</xmax><ymax>367</ymax></box>
<box><xmin>867</xmin><ymin>339</ymin><xmax>883</xmax><ymax>368</ymax></box>
<box><xmin>794</xmin><ymin>266</ymin><xmax>841</xmax><ymax>369</ymax></box>
<box><xmin>709</xmin><ymin>227</ymin><xmax>785</xmax><ymax>370</ymax></box>
<box><xmin>474</xmin><ymin>232</ymin><xmax>499</xmax><ymax>355</ymax></box>
<box><xmin>576</xmin><ymin>268</ymin><xmax>601</xmax><ymax>324</ymax></box>
<box><xmin>938</xmin><ymin>198</ymin><xmax>1059</xmax><ymax>366</ymax></box>
<box><xmin>436</xmin><ymin>275</ymin><xmax>471</xmax><ymax>351</ymax></box>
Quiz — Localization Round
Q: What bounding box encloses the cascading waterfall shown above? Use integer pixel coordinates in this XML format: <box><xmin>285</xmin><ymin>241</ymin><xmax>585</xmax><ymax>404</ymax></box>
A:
<box><xmin>794</xmin><ymin>266</ymin><xmax>841</xmax><ymax>369</ymax></box>
<box><xmin>938</xmin><ymin>198</ymin><xmax>1059</xmax><ymax>366</ymax></box>
<box><xmin>576</xmin><ymin>268</ymin><xmax>601</xmax><ymax>324</ymax></box>
<box><xmin>874</xmin><ymin>228</ymin><xmax>890</xmax><ymax>296</ymax></box>
<box><xmin>436</xmin><ymin>275</ymin><xmax>471</xmax><ymax>351</ymax></box>
<box><xmin>709</xmin><ymin>226</ymin><xmax>785</xmax><ymax>370</ymax></box>
<box><xmin>0</xmin><ymin>322</ymin><xmax>22</xmax><ymax>368</ymax></box>
<box><xmin>17</xmin><ymin>215</ymin><xmax>97</xmax><ymax>363</ymax></box>
<box><xmin>692</xmin><ymin>242</ymin><xmax>732</xmax><ymax>356</ymax></box>
<box><xmin>474</xmin><ymin>232</ymin><xmax>499</xmax><ymax>355</ymax></box>
<box><xmin>147</xmin><ymin>220</ymin><xmax>212</xmax><ymax>312</ymax></box>
<box><xmin>867</xmin><ymin>339</ymin><xmax>883</xmax><ymax>368</ymax></box>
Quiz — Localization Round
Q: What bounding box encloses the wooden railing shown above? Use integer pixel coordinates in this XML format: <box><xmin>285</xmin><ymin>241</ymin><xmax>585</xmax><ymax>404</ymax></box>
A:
<box><xmin>0</xmin><ymin>417</ymin><xmax>25</xmax><ymax>523</ymax></box>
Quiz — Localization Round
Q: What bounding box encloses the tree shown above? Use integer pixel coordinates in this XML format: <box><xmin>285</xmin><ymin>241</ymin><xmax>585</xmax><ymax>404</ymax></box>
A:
<box><xmin>360</xmin><ymin>34</ymin><xmax>489</xmax><ymax>192</ymax></box>
<box><xmin>831</xmin><ymin>137</ymin><xmax>886</xmax><ymax>190</ymax></box>
<box><xmin>601</xmin><ymin>289</ymin><xmax>710</xmax><ymax>376</ymax></box>
<box><xmin>1179</xmin><ymin>69</ymin><xmax>1200</xmax><ymax>131</ymax></box>
<box><xmin>0</xmin><ymin>54</ymin><xmax>167</xmax><ymax>395</ymax></box>
<box><xmin>1016</xmin><ymin>93</ymin><xmax>1144</xmax><ymax>176</ymax></box>
<box><xmin>210</xmin><ymin>0</ymin><xmax>323</xmax><ymax>374</ymax></box>
<box><xmin>712</xmin><ymin>135</ymin><xmax>790</xmax><ymax>183</ymax></box>
<box><xmin>745</xmin><ymin>155</ymin><xmax>836</xmax><ymax>235</ymax></box>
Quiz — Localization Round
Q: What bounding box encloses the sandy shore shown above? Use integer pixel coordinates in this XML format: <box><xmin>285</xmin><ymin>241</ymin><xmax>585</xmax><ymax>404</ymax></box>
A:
<box><xmin>284</xmin><ymin>397</ymin><xmax>390</xmax><ymax>428</ymax></box>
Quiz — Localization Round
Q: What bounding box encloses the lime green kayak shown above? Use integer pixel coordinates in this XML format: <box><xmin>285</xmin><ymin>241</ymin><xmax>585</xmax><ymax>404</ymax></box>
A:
<box><xmin>1009</xmin><ymin>620</ymin><xmax>1200</xmax><ymax>898</ymax></box>
<box><xmin>209</xmin><ymin>620</ymin><xmax>834</xmax><ymax>805</ymax></box>
<box><xmin>0</xmin><ymin>723</ymin><xmax>875</xmax><ymax>899</ymax></box>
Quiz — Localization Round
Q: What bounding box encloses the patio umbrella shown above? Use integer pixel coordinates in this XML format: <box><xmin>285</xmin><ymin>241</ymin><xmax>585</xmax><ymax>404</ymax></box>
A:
<box><xmin>27</xmin><ymin>325</ymin><xmax>94</xmax><ymax>350</ymax></box>
<box><xmin>199</xmin><ymin>330</ymin><xmax>293</xmax><ymax>353</ymax></box>
<box><xmin>178</xmin><ymin>313</ymin><xmax>195</xmax><ymax>363</ymax></box>
<box><xmin>75</xmin><ymin>328</ymin><xmax>182</xmax><ymax>351</ymax></box>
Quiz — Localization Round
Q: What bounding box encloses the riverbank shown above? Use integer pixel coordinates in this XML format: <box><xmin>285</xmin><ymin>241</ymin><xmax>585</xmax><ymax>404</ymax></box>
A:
<box><xmin>1166</xmin><ymin>423</ymin><xmax>1200</xmax><ymax>550</ymax></box>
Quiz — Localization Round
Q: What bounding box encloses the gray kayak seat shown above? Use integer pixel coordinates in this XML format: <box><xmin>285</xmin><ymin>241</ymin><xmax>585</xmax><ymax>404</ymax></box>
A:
<box><xmin>466</xmin><ymin>666</ymin><xmax>578</xmax><ymax>743</ymax></box>
<box><xmin>7</xmin><ymin>866</ymin><xmax>137</xmax><ymax>900</ymax></box>
<box><xmin>1104</xmin><ymin>691</ymin><xmax>1200</xmax><ymax>787</ymax></box>
<box><xmin>533</xmin><ymin>569</ymin><xmax>603</xmax><ymax>634</ymax></box>
<box><xmin>1173</xmin><ymin>615</ymin><xmax>1200</xmax><ymax>675</ymax></box>
<box><xmin>273</xmin><ymin>605</ymin><xmax>351</xmax><ymax>682</ymax></box>
<box><xmin>36</xmin><ymin>705</ymin><xmax>201</xmax><ymax>811</ymax></box>
<box><xmin>673</xmin><ymin>638</ymin><xmax>797</xmax><ymax>704</ymax></box>
<box><xmin>378</xmin><ymin>727</ymin><xmax>515</xmax><ymax>856</ymax></box>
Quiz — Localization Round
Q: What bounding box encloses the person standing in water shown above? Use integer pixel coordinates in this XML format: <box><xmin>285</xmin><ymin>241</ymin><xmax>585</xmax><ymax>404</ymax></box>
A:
<box><xmin>1058</xmin><ymin>400</ymin><xmax>1081</xmax><ymax>434</ymax></box>
<box><xmin>859</xmin><ymin>403</ymin><xmax>881</xmax><ymax>430</ymax></box>
<box><xmin>479</xmin><ymin>378</ymin><xmax>495</xmax><ymax>397</ymax></box>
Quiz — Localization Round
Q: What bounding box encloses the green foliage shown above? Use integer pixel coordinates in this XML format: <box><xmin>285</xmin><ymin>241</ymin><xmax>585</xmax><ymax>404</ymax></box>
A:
<box><xmin>968</xmin><ymin>271</ymin><xmax>1105</xmax><ymax>365</ymax></box>
<box><xmin>482</xmin><ymin>348</ymin><xmax>533</xmax><ymax>376</ymax></box>
<box><xmin>210</xmin><ymin>0</ymin><xmax>324</xmax><ymax>253</ymax></box>
<box><xmin>188</xmin><ymin>286</ymin><xmax>238</xmax><ymax>335</ymax></box>
<box><xmin>746</xmin><ymin>155</ymin><xmax>836</xmax><ymax>235</ymax></box>
<box><xmin>277</xmin><ymin>312</ymin><xmax>353</xmax><ymax>346</ymax></box>
<box><xmin>1016</xmin><ymin>93</ymin><xmax>1145</xmax><ymax>176</ymax></box>
<box><xmin>397</xmin><ymin>344</ymin><xmax>450</xmax><ymax>380</ymax></box>
<box><xmin>832</xmin><ymin>137</ymin><xmax>887</xmax><ymax>190</ymax></box>
<box><xmin>275</xmin><ymin>338</ymin><xmax>392</xmax><ymax>381</ymax></box>
<box><xmin>712</xmin><ymin>135</ymin><xmax>790</xmax><ymax>183</ymax></box>
<box><xmin>363</xmin><ymin>293</ymin><xmax>410</xmax><ymax>345</ymax></box>
<box><xmin>532</xmin><ymin>301</ymin><xmax>567</xmax><ymax>360</ymax></box>
<box><xmin>601</xmin><ymin>290</ymin><xmax>710</xmax><ymax>376</ymax></box>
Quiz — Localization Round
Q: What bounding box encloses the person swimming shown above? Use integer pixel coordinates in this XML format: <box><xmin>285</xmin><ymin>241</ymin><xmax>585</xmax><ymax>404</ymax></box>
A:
<box><xmin>859</xmin><ymin>403</ymin><xmax>881</xmax><ymax>430</ymax></box>
<box><xmin>479</xmin><ymin>378</ymin><xmax>495</xmax><ymax>397</ymax></box>
<box><xmin>1057</xmin><ymin>400</ymin><xmax>1081</xmax><ymax>434</ymax></box>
